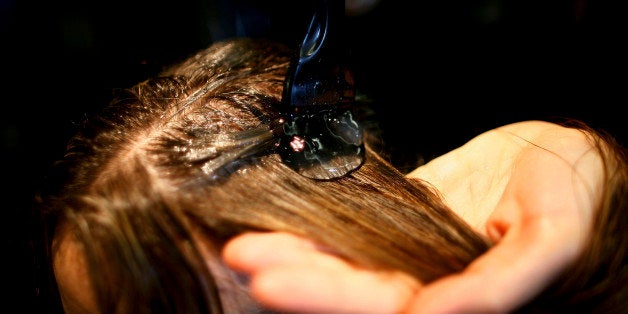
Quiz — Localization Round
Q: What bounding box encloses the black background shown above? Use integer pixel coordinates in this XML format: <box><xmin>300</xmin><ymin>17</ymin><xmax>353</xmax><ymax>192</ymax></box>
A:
<box><xmin>2</xmin><ymin>0</ymin><xmax>626</xmax><ymax>312</ymax></box>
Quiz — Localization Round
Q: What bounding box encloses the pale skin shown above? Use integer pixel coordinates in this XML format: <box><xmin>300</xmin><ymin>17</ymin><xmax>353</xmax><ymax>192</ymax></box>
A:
<box><xmin>54</xmin><ymin>120</ymin><xmax>605</xmax><ymax>313</ymax></box>
<box><xmin>222</xmin><ymin>120</ymin><xmax>605</xmax><ymax>313</ymax></box>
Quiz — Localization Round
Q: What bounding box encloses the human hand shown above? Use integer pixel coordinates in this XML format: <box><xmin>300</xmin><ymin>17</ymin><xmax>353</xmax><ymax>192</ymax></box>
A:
<box><xmin>222</xmin><ymin>121</ymin><xmax>603</xmax><ymax>313</ymax></box>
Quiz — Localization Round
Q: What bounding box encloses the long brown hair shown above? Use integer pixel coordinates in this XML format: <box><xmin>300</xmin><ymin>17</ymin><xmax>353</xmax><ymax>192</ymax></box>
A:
<box><xmin>517</xmin><ymin>120</ymin><xmax>628</xmax><ymax>313</ymax></box>
<box><xmin>34</xmin><ymin>38</ymin><xmax>627</xmax><ymax>313</ymax></box>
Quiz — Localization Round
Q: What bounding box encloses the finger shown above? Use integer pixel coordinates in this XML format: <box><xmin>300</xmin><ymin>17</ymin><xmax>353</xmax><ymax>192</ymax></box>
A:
<box><xmin>222</xmin><ymin>231</ymin><xmax>318</xmax><ymax>272</ymax></box>
<box><xmin>406</xmin><ymin>191</ymin><xmax>590</xmax><ymax>312</ymax></box>
<box><xmin>223</xmin><ymin>232</ymin><xmax>419</xmax><ymax>313</ymax></box>
<box><xmin>251</xmin><ymin>253</ymin><xmax>418</xmax><ymax>313</ymax></box>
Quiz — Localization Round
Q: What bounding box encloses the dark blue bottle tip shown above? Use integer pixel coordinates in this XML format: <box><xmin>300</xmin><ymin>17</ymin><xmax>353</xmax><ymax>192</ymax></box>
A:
<box><xmin>278</xmin><ymin>106</ymin><xmax>364</xmax><ymax>180</ymax></box>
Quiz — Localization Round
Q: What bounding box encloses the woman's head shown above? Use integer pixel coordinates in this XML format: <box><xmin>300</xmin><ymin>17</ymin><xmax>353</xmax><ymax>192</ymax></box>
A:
<box><xmin>38</xmin><ymin>38</ymin><xmax>488</xmax><ymax>313</ymax></box>
<box><xmin>35</xmin><ymin>38</ymin><xmax>627</xmax><ymax>313</ymax></box>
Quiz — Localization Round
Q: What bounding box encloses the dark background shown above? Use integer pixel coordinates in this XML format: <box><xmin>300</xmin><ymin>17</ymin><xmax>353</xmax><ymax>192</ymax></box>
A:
<box><xmin>2</xmin><ymin>0</ymin><xmax>626</xmax><ymax>312</ymax></box>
